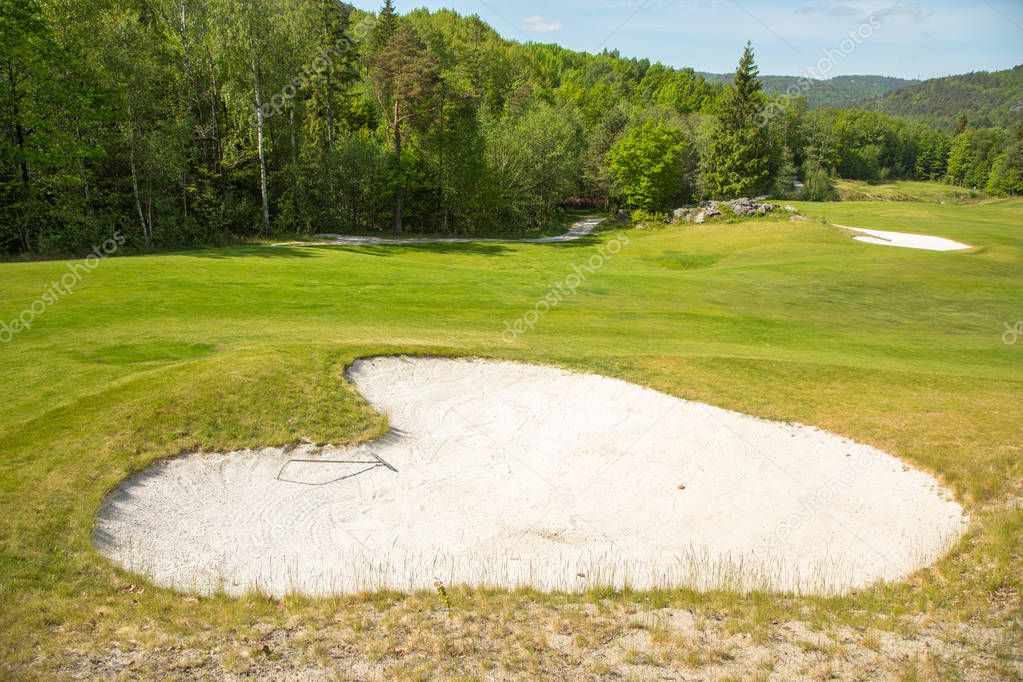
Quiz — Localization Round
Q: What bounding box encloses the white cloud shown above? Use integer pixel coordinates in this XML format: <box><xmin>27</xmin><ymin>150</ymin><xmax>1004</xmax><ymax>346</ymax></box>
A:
<box><xmin>795</xmin><ymin>2</ymin><xmax>864</xmax><ymax>18</ymax></box>
<box><xmin>524</xmin><ymin>15</ymin><xmax>563</xmax><ymax>33</ymax></box>
<box><xmin>794</xmin><ymin>1</ymin><xmax>933</xmax><ymax>22</ymax></box>
<box><xmin>885</xmin><ymin>3</ymin><xmax>933</xmax><ymax>22</ymax></box>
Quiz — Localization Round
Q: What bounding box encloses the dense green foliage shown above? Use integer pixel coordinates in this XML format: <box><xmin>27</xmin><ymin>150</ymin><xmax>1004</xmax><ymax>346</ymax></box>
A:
<box><xmin>862</xmin><ymin>65</ymin><xmax>1023</xmax><ymax>131</ymax></box>
<box><xmin>1</xmin><ymin>0</ymin><xmax>1021</xmax><ymax>256</ymax></box>
<box><xmin>701</xmin><ymin>73</ymin><xmax>917</xmax><ymax>109</ymax></box>
<box><xmin>606</xmin><ymin>121</ymin><xmax>690</xmax><ymax>210</ymax></box>
<box><xmin>945</xmin><ymin>125</ymin><xmax>1023</xmax><ymax>194</ymax></box>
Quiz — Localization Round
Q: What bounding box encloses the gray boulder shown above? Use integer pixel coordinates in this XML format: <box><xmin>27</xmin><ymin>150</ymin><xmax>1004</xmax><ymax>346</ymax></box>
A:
<box><xmin>720</xmin><ymin>197</ymin><xmax>781</xmax><ymax>217</ymax></box>
<box><xmin>672</xmin><ymin>197</ymin><xmax>781</xmax><ymax>223</ymax></box>
<box><xmin>692</xmin><ymin>208</ymin><xmax>724</xmax><ymax>224</ymax></box>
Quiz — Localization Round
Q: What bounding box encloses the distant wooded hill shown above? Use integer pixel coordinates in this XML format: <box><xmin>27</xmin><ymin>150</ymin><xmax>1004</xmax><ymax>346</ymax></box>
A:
<box><xmin>857</xmin><ymin>65</ymin><xmax>1023</xmax><ymax>131</ymax></box>
<box><xmin>698</xmin><ymin>73</ymin><xmax>917</xmax><ymax>109</ymax></box>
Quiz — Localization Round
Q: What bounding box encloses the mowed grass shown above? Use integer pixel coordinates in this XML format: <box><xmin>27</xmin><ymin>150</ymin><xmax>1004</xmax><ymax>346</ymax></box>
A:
<box><xmin>835</xmin><ymin>178</ymin><xmax>988</xmax><ymax>203</ymax></box>
<box><xmin>1</xmin><ymin>192</ymin><xmax>1022</xmax><ymax>678</ymax></box>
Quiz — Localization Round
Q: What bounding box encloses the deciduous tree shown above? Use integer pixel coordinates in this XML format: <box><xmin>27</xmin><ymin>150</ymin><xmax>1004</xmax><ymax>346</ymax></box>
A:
<box><xmin>606</xmin><ymin>120</ymin><xmax>688</xmax><ymax>211</ymax></box>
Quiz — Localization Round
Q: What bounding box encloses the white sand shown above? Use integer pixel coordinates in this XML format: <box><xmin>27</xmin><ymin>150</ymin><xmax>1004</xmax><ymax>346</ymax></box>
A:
<box><xmin>274</xmin><ymin>218</ymin><xmax>605</xmax><ymax>247</ymax></box>
<box><xmin>94</xmin><ymin>357</ymin><xmax>967</xmax><ymax>597</ymax></box>
<box><xmin>835</xmin><ymin>224</ymin><xmax>972</xmax><ymax>251</ymax></box>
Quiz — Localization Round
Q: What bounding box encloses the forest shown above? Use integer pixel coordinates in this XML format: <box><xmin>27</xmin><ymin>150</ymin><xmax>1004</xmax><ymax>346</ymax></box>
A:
<box><xmin>3</xmin><ymin>0</ymin><xmax>1022</xmax><ymax>256</ymax></box>
<box><xmin>864</xmin><ymin>65</ymin><xmax>1023</xmax><ymax>131</ymax></box>
<box><xmin>700</xmin><ymin>73</ymin><xmax>916</xmax><ymax>110</ymax></box>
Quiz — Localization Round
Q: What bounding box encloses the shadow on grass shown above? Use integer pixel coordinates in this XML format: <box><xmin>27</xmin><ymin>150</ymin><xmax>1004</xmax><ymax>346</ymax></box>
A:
<box><xmin>188</xmin><ymin>245</ymin><xmax>324</xmax><ymax>260</ymax></box>
<box><xmin>332</xmin><ymin>241</ymin><xmax>514</xmax><ymax>257</ymax></box>
<box><xmin>181</xmin><ymin>227</ymin><xmax>607</xmax><ymax>260</ymax></box>
<box><xmin>293</xmin><ymin>235</ymin><xmax>604</xmax><ymax>257</ymax></box>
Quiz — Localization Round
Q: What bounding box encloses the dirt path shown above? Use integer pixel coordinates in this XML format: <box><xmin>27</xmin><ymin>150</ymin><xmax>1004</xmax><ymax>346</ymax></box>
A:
<box><xmin>273</xmin><ymin>217</ymin><xmax>606</xmax><ymax>247</ymax></box>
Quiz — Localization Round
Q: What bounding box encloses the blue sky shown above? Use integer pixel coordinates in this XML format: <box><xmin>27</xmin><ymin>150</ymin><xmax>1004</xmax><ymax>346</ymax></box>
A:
<box><xmin>350</xmin><ymin>0</ymin><xmax>1023</xmax><ymax>80</ymax></box>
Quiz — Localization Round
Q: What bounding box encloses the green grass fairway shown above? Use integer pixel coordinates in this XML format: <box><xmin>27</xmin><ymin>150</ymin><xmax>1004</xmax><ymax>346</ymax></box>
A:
<box><xmin>835</xmin><ymin>178</ymin><xmax>988</xmax><ymax>203</ymax></box>
<box><xmin>2</xmin><ymin>196</ymin><xmax>1022</xmax><ymax>678</ymax></box>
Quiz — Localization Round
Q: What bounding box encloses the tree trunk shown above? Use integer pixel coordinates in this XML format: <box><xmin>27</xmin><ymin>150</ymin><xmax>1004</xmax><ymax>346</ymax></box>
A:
<box><xmin>7</xmin><ymin>60</ymin><xmax>31</xmax><ymax>252</ymax></box>
<box><xmin>74</xmin><ymin>122</ymin><xmax>90</xmax><ymax>202</ymax></box>
<box><xmin>130</xmin><ymin>142</ymin><xmax>149</xmax><ymax>245</ymax></box>
<box><xmin>325</xmin><ymin>72</ymin><xmax>335</xmax><ymax>152</ymax></box>
<box><xmin>393</xmin><ymin>102</ymin><xmax>403</xmax><ymax>233</ymax></box>
<box><xmin>7</xmin><ymin>61</ymin><xmax>31</xmax><ymax>192</ymax></box>
<box><xmin>252</xmin><ymin>52</ymin><xmax>271</xmax><ymax>237</ymax></box>
<box><xmin>207</xmin><ymin>47</ymin><xmax>227</xmax><ymax>203</ymax></box>
<box><xmin>146</xmin><ymin>178</ymin><xmax>154</xmax><ymax>240</ymax></box>
<box><xmin>127</xmin><ymin>113</ymin><xmax>151</xmax><ymax>246</ymax></box>
<box><xmin>289</xmin><ymin>108</ymin><xmax>297</xmax><ymax>165</ymax></box>
<box><xmin>174</xmin><ymin>0</ymin><xmax>208</xmax><ymax>181</ymax></box>
<box><xmin>322</xmin><ymin>0</ymin><xmax>335</xmax><ymax>151</ymax></box>
<box><xmin>181</xmin><ymin>172</ymin><xmax>189</xmax><ymax>219</ymax></box>
<box><xmin>439</xmin><ymin>144</ymin><xmax>448</xmax><ymax>233</ymax></box>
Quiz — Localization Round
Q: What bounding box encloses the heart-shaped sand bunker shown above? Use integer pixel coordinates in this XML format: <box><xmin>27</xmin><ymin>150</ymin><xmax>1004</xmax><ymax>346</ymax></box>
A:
<box><xmin>94</xmin><ymin>356</ymin><xmax>966</xmax><ymax>596</ymax></box>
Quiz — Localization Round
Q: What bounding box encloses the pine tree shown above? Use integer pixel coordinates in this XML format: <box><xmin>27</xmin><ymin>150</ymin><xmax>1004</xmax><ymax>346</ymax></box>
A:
<box><xmin>467</xmin><ymin>13</ymin><xmax>484</xmax><ymax>103</ymax></box>
<box><xmin>720</xmin><ymin>41</ymin><xmax>763</xmax><ymax>131</ymax></box>
<box><xmin>307</xmin><ymin>0</ymin><xmax>359</xmax><ymax>151</ymax></box>
<box><xmin>771</xmin><ymin>146</ymin><xmax>799</xmax><ymax>198</ymax></box>
<box><xmin>799</xmin><ymin>116</ymin><xmax>837</xmax><ymax>200</ymax></box>
<box><xmin>701</xmin><ymin>42</ymin><xmax>771</xmax><ymax>198</ymax></box>
<box><xmin>952</xmin><ymin>114</ymin><xmax>968</xmax><ymax>137</ymax></box>
<box><xmin>373</xmin><ymin>0</ymin><xmax>398</xmax><ymax>50</ymax></box>
<box><xmin>367</xmin><ymin>22</ymin><xmax>443</xmax><ymax>232</ymax></box>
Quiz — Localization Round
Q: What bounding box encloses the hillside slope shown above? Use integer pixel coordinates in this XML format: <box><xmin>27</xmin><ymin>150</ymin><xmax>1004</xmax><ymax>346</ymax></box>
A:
<box><xmin>698</xmin><ymin>73</ymin><xmax>916</xmax><ymax>108</ymax></box>
<box><xmin>860</xmin><ymin>65</ymin><xmax>1023</xmax><ymax>130</ymax></box>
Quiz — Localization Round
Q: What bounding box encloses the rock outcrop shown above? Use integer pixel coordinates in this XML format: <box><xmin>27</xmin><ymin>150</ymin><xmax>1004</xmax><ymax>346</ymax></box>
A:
<box><xmin>671</xmin><ymin>197</ymin><xmax>795</xmax><ymax>224</ymax></box>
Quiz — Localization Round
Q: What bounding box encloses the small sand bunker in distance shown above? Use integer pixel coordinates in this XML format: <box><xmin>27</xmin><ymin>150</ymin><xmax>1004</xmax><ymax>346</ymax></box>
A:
<box><xmin>94</xmin><ymin>357</ymin><xmax>966</xmax><ymax>596</ymax></box>
<box><xmin>836</xmin><ymin>224</ymin><xmax>972</xmax><ymax>251</ymax></box>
